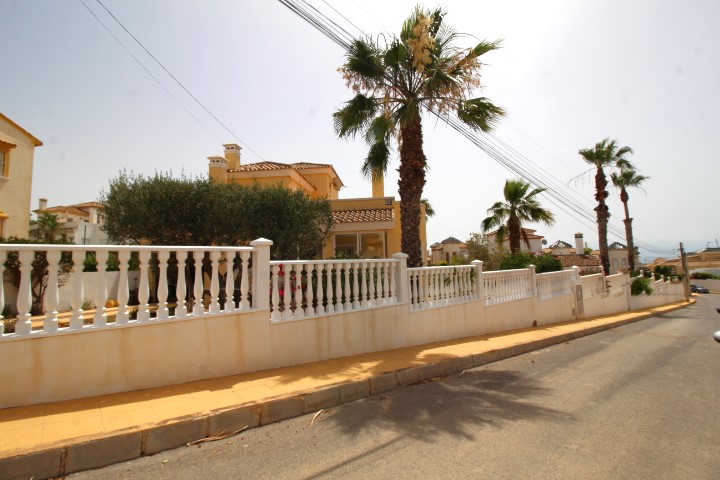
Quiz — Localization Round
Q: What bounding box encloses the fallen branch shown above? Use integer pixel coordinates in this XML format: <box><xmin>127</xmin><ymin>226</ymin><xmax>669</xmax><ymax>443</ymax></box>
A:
<box><xmin>187</xmin><ymin>426</ymin><xmax>248</xmax><ymax>446</ymax></box>
<box><xmin>309</xmin><ymin>409</ymin><xmax>324</xmax><ymax>426</ymax></box>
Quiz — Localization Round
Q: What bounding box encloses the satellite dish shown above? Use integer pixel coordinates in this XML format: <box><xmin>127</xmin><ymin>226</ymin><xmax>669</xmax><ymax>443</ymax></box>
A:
<box><xmin>542</xmin><ymin>239</ymin><xmax>547</xmax><ymax>245</ymax></box>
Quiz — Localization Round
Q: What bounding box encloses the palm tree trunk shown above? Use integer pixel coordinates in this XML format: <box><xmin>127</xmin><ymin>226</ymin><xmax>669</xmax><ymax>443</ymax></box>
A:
<box><xmin>398</xmin><ymin>115</ymin><xmax>427</xmax><ymax>267</ymax></box>
<box><xmin>595</xmin><ymin>168</ymin><xmax>610</xmax><ymax>275</ymax></box>
<box><xmin>508</xmin><ymin>215</ymin><xmax>521</xmax><ymax>254</ymax></box>
<box><xmin>621</xmin><ymin>189</ymin><xmax>636</xmax><ymax>272</ymax></box>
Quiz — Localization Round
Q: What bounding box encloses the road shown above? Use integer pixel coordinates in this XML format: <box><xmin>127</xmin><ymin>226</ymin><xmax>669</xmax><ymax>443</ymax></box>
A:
<box><xmin>70</xmin><ymin>296</ymin><xmax>720</xmax><ymax>480</ymax></box>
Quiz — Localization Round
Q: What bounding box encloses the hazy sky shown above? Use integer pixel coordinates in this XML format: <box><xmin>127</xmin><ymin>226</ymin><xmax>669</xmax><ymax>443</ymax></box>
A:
<box><xmin>2</xmin><ymin>0</ymin><xmax>718</xmax><ymax>260</ymax></box>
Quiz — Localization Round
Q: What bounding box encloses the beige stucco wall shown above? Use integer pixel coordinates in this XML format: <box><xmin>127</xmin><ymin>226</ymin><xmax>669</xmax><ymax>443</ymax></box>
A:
<box><xmin>1</xmin><ymin>288</ymin><xmax>581</xmax><ymax>408</ymax></box>
<box><xmin>0</xmin><ymin>117</ymin><xmax>40</xmax><ymax>238</ymax></box>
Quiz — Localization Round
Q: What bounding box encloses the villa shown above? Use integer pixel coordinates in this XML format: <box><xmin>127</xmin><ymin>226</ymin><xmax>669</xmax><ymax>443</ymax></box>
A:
<box><xmin>207</xmin><ymin>143</ymin><xmax>427</xmax><ymax>262</ymax></box>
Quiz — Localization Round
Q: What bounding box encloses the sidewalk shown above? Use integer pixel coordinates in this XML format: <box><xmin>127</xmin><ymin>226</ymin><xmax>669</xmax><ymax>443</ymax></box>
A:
<box><xmin>0</xmin><ymin>300</ymin><xmax>693</xmax><ymax>479</ymax></box>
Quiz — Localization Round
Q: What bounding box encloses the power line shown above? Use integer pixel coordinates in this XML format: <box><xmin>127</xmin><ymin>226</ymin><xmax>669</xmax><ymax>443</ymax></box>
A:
<box><xmin>89</xmin><ymin>0</ymin><xmax>265</xmax><ymax>160</ymax></box>
<box><xmin>79</xmin><ymin>0</ymin><xmax>221</xmax><ymax>144</ymax></box>
<box><xmin>278</xmin><ymin>0</ymin><xmax>671</xmax><ymax>255</ymax></box>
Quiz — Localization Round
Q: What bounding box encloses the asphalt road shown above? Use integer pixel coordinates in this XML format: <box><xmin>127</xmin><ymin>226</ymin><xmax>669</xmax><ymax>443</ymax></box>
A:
<box><xmin>69</xmin><ymin>295</ymin><xmax>720</xmax><ymax>480</ymax></box>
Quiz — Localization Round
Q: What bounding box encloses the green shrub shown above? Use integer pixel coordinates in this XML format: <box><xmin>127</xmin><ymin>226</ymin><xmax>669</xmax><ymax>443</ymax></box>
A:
<box><xmin>499</xmin><ymin>252</ymin><xmax>562</xmax><ymax>273</ymax></box>
<box><xmin>499</xmin><ymin>252</ymin><xmax>534</xmax><ymax>270</ymax></box>
<box><xmin>690</xmin><ymin>272</ymin><xmax>720</xmax><ymax>280</ymax></box>
<box><xmin>631</xmin><ymin>276</ymin><xmax>653</xmax><ymax>296</ymax></box>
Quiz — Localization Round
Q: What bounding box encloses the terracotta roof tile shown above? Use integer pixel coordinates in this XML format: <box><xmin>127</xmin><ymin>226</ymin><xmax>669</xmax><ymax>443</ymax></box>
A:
<box><xmin>332</xmin><ymin>208</ymin><xmax>393</xmax><ymax>223</ymax></box>
<box><xmin>556</xmin><ymin>254</ymin><xmax>602</xmax><ymax>268</ymax></box>
<box><xmin>291</xmin><ymin>162</ymin><xmax>333</xmax><ymax>169</ymax></box>
<box><xmin>228</xmin><ymin>161</ymin><xmax>293</xmax><ymax>172</ymax></box>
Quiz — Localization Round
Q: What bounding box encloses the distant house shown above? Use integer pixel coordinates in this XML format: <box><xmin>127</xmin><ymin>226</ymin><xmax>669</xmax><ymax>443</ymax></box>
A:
<box><xmin>0</xmin><ymin>113</ymin><xmax>43</xmax><ymax>238</ymax></box>
<box><xmin>31</xmin><ymin>199</ymin><xmax>108</xmax><ymax>245</ymax></box>
<box><xmin>208</xmin><ymin>143</ymin><xmax>427</xmax><ymax>261</ymax></box>
<box><xmin>430</xmin><ymin>236</ymin><xmax>468</xmax><ymax>264</ymax></box>
<box><xmin>486</xmin><ymin>227</ymin><xmax>545</xmax><ymax>254</ymax></box>
<box><xmin>601</xmin><ymin>241</ymin><xmax>640</xmax><ymax>275</ymax></box>
<box><xmin>547</xmin><ymin>233</ymin><xmax>602</xmax><ymax>275</ymax></box>
<box><xmin>651</xmin><ymin>247</ymin><xmax>720</xmax><ymax>275</ymax></box>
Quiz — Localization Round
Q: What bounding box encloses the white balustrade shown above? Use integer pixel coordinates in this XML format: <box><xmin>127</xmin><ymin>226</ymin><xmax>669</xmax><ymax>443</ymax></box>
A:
<box><xmin>268</xmin><ymin>259</ymin><xmax>400</xmax><ymax>322</ymax></box>
<box><xmin>536</xmin><ymin>270</ymin><xmax>575</xmax><ymax>301</ymax></box>
<box><xmin>0</xmin><ymin>244</ymin><xmax>259</xmax><ymax>339</ymax></box>
<box><xmin>483</xmin><ymin>268</ymin><xmax>535</xmax><ymax>306</ymax></box>
<box><xmin>407</xmin><ymin>265</ymin><xmax>478</xmax><ymax>310</ymax></box>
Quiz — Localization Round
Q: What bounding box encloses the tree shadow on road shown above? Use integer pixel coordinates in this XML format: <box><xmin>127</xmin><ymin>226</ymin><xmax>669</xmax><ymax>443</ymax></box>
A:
<box><xmin>322</xmin><ymin>368</ymin><xmax>575</xmax><ymax>443</ymax></box>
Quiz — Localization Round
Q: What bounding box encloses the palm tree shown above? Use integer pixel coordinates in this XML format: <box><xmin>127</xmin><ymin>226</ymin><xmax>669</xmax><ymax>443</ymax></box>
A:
<box><xmin>334</xmin><ymin>7</ymin><xmax>504</xmax><ymax>267</ymax></box>
<box><xmin>578</xmin><ymin>138</ymin><xmax>633</xmax><ymax>275</ymax></box>
<box><xmin>420</xmin><ymin>198</ymin><xmax>435</xmax><ymax>218</ymax></box>
<box><xmin>610</xmin><ymin>167</ymin><xmax>648</xmax><ymax>272</ymax></box>
<box><xmin>481</xmin><ymin>180</ymin><xmax>555</xmax><ymax>254</ymax></box>
<box><xmin>30</xmin><ymin>212</ymin><xmax>66</xmax><ymax>243</ymax></box>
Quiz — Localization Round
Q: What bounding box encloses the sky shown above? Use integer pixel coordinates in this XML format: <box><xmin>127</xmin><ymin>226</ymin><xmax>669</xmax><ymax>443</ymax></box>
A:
<box><xmin>1</xmin><ymin>0</ymin><xmax>719</xmax><ymax>261</ymax></box>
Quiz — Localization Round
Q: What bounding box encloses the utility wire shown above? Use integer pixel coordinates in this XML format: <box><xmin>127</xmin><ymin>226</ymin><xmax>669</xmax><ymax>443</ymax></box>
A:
<box><xmin>278</xmin><ymin>0</ymin><xmax>671</xmax><ymax>254</ymax></box>
<box><xmin>79</xmin><ymin>0</ymin><xmax>222</xmax><ymax>144</ymax></box>
<box><xmin>91</xmin><ymin>0</ymin><xmax>265</xmax><ymax>161</ymax></box>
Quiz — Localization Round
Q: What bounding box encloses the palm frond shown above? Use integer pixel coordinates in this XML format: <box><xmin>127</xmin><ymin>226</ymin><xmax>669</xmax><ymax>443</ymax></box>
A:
<box><xmin>361</xmin><ymin>140</ymin><xmax>390</xmax><ymax>179</ymax></box>
<box><xmin>345</xmin><ymin>39</ymin><xmax>385</xmax><ymax>80</ymax></box>
<box><xmin>333</xmin><ymin>94</ymin><xmax>377</xmax><ymax>138</ymax></box>
<box><xmin>457</xmin><ymin>97</ymin><xmax>505</xmax><ymax>131</ymax></box>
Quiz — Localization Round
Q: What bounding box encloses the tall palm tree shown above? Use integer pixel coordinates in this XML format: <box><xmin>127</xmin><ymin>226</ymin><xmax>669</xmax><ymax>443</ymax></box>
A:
<box><xmin>334</xmin><ymin>7</ymin><xmax>504</xmax><ymax>267</ymax></box>
<box><xmin>610</xmin><ymin>167</ymin><xmax>648</xmax><ymax>272</ymax></box>
<box><xmin>481</xmin><ymin>180</ymin><xmax>555</xmax><ymax>254</ymax></box>
<box><xmin>578</xmin><ymin>138</ymin><xmax>633</xmax><ymax>275</ymax></box>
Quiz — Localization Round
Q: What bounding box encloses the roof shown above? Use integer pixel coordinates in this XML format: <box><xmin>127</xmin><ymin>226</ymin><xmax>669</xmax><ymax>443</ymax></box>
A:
<box><xmin>430</xmin><ymin>242</ymin><xmax>441</xmax><ymax>249</ymax></box>
<box><xmin>332</xmin><ymin>208</ymin><xmax>393</xmax><ymax>224</ymax></box>
<box><xmin>609</xmin><ymin>242</ymin><xmax>628</xmax><ymax>250</ymax></box>
<box><xmin>486</xmin><ymin>227</ymin><xmax>544</xmax><ymax>240</ymax></box>
<box><xmin>0</xmin><ymin>112</ymin><xmax>43</xmax><ymax>146</ymax></box>
<box><xmin>228</xmin><ymin>161</ymin><xmax>333</xmax><ymax>173</ymax></box>
<box><xmin>556</xmin><ymin>254</ymin><xmax>603</xmax><ymax>268</ymax></box>
<box><xmin>441</xmin><ymin>236</ymin><xmax>463</xmax><ymax>244</ymax></box>
<box><xmin>549</xmin><ymin>240</ymin><xmax>573</xmax><ymax>249</ymax></box>
<box><xmin>35</xmin><ymin>201</ymin><xmax>105</xmax><ymax>216</ymax></box>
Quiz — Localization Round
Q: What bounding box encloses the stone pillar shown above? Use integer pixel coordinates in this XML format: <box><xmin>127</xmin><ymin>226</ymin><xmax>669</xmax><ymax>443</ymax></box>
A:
<box><xmin>392</xmin><ymin>252</ymin><xmax>409</xmax><ymax>304</ymax></box>
<box><xmin>250</xmin><ymin>238</ymin><xmax>273</xmax><ymax>310</ymax></box>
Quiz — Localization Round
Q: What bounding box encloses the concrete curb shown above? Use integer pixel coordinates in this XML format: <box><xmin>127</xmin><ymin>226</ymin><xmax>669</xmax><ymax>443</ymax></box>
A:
<box><xmin>0</xmin><ymin>301</ymin><xmax>693</xmax><ymax>480</ymax></box>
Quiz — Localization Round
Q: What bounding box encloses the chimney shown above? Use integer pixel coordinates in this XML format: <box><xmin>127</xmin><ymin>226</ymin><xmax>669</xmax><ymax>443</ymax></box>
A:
<box><xmin>372</xmin><ymin>174</ymin><xmax>384</xmax><ymax>198</ymax></box>
<box><xmin>574</xmin><ymin>233</ymin><xmax>584</xmax><ymax>254</ymax></box>
<box><xmin>223</xmin><ymin>144</ymin><xmax>241</xmax><ymax>170</ymax></box>
<box><xmin>39</xmin><ymin>198</ymin><xmax>48</xmax><ymax>211</ymax></box>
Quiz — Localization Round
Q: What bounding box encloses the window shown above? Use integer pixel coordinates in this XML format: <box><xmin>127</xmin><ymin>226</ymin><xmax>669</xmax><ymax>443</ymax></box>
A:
<box><xmin>0</xmin><ymin>150</ymin><xmax>6</xmax><ymax>177</ymax></box>
<box><xmin>334</xmin><ymin>233</ymin><xmax>385</xmax><ymax>258</ymax></box>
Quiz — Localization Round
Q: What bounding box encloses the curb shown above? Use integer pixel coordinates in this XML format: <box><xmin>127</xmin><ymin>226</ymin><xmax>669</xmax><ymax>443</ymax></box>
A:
<box><xmin>0</xmin><ymin>301</ymin><xmax>693</xmax><ymax>480</ymax></box>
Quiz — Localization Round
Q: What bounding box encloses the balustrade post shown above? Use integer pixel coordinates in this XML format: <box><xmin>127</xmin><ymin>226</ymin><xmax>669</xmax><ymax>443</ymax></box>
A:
<box><xmin>69</xmin><ymin>250</ymin><xmax>84</xmax><ymax>329</ymax></box>
<box><xmin>192</xmin><ymin>250</ymin><xmax>205</xmax><ymax>315</ymax></box>
<box><xmin>306</xmin><ymin>262</ymin><xmax>315</xmax><ymax>316</ymax></box>
<box><xmin>15</xmin><ymin>250</ymin><xmax>34</xmax><ymax>335</ymax></box>
<box><xmin>293</xmin><ymin>264</ymin><xmax>305</xmax><ymax>319</ymax></box>
<box><xmin>93</xmin><ymin>250</ymin><xmax>109</xmax><ymax>326</ymax></box>
<box><xmin>250</xmin><ymin>238</ymin><xmax>272</xmax><ymax>310</ymax></box>
<box><xmin>44</xmin><ymin>249</ymin><xmax>61</xmax><ymax>332</ymax></box>
<box><xmin>529</xmin><ymin>265</ymin><xmax>537</xmax><ymax>298</ymax></box>
<box><xmin>471</xmin><ymin>260</ymin><xmax>484</xmax><ymax>302</ymax></box>
<box><xmin>156</xmin><ymin>251</ymin><xmax>170</xmax><ymax>319</ymax></box>
<box><xmin>223</xmin><ymin>252</ymin><xmax>236</xmax><ymax>312</ymax></box>
<box><xmin>173</xmin><ymin>252</ymin><xmax>187</xmax><ymax>317</ymax></box>
<box><xmin>270</xmin><ymin>264</ymin><xmax>281</xmax><ymax>321</ymax></box>
<box><xmin>392</xmin><ymin>253</ymin><xmax>409</xmax><ymax>304</ymax></box>
<box><xmin>351</xmin><ymin>262</ymin><xmax>360</xmax><ymax>309</ymax></box>
<box><xmin>239</xmin><ymin>251</ymin><xmax>250</xmax><ymax>310</ymax></box>
<box><xmin>209</xmin><ymin>251</ymin><xmax>221</xmax><ymax>313</ymax></box>
<box><xmin>322</xmin><ymin>263</ymin><xmax>331</xmax><ymax>313</ymax></box>
<box><xmin>342</xmin><ymin>262</ymin><xmax>350</xmax><ymax>310</ymax></box>
<box><xmin>116</xmin><ymin>250</ymin><xmax>130</xmax><ymax>324</ymax></box>
<box><xmin>137</xmin><ymin>250</ymin><xmax>151</xmax><ymax>321</ymax></box>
